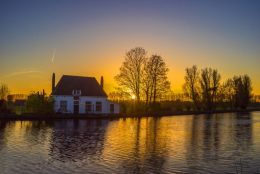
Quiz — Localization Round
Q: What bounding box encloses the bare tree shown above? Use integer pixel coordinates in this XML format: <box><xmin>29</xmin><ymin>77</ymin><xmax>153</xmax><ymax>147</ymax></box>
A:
<box><xmin>221</xmin><ymin>78</ymin><xmax>236</xmax><ymax>108</ymax></box>
<box><xmin>183</xmin><ymin>65</ymin><xmax>201</xmax><ymax>110</ymax></box>
<box><xmin>0</xmin><ymin>84</ymin><xmax>9</xmax><ymax>100</ymax></box>
<box><xmin>233</xmin><ymin>75</ymin><xmax>252</xmax><ymax>109</ymax></box>
<box><xmin>143</xmin><ymin>59</ymin><xmax>153</xmax><ymax>104</ymax></box>
<box><xmin>240</xmin><ymin>75</ymin><xmax>252</xmax><ymax>109</ymax></box>
<box><xmin>143</xmin><ymin>55</ymin><xmax>170</xmax><ymax>103</ymax></box>
<box><xmin>200</xmin><ymin>67</ymin><xmax>221</xmax><ymax>111</ymax></box>
<box><xmin>108</xmin><ymin>87</ymin><xmax>131</xmax><ymax>102</ymax></box>
<box><xmin>115</xmin><ymin>47</ymin><xmax>147</xmax><ymax>102</ymax></box>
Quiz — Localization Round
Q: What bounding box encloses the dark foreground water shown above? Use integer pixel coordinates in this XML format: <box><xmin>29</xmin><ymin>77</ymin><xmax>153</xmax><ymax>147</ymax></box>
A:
<box><xmin>0</xmin><ymin>112</ymin><xmax>260</xmax><ymax>174</ymax></box>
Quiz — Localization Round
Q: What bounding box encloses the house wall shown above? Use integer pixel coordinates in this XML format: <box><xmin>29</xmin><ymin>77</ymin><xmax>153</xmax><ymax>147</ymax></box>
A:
<box><xmin>53</xmin><ymin>95</ymin><xmax>119</xmax><ymax>114</ymax></box>
<box><xmin>53</xmin><ymin>95</ymin><xmax>74</xmax><ymax>113</ymax></box>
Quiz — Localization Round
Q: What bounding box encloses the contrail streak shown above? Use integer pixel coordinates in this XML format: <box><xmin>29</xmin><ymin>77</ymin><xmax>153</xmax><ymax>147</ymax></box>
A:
<box><xmin>2</xmin><ymin>71</ymin><xmax>44</xmax><ymax>78</ymax></box>
<box><xmin>51</xmin><ymin>48</ymin><xmax>56</xmax><ymax>63</ymax></box>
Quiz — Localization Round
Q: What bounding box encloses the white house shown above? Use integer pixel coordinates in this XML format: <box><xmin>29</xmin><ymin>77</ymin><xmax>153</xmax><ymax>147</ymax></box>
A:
<box><xmin>52</xmin><ymin>74</ymin><xmax>119</xmax><ymax>114</ymax></box>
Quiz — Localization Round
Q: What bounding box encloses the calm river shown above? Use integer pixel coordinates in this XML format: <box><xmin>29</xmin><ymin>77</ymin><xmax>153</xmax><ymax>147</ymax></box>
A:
<box><xmin>1</xmin><ymin>112</ymin><xmax>260</xmax><ymax>174</ymax></box>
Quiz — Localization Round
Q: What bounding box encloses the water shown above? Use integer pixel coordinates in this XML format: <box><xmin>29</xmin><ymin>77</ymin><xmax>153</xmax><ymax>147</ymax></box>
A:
<box><xmin>1</xmin><ymin>112</ymin><xmax>260</xmax><ymax>174</ymax></box>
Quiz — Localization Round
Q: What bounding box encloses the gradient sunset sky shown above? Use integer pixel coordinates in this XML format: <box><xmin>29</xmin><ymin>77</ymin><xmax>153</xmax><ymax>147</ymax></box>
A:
<box><xmin>1</xmin><ymin>0</ymin><xmax>260</xmax><ymax>94</ymax></box>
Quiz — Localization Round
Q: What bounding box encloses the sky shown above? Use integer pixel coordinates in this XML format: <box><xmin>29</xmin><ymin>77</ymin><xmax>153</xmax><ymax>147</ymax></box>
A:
<box><xmin>1</xmin><ymin>0</ymin><xmax>260</xmax><ymax>94</ymax></box>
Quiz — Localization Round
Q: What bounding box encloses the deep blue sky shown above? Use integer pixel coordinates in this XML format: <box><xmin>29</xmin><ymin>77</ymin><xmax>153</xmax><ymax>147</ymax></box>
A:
<box><xmin>1</xmin><ymin>0</ymin><xmax>260</xmax><ymax>93</ymax></box>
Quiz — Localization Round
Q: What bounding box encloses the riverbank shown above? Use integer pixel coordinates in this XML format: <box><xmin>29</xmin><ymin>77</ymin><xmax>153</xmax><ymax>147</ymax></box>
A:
<box><xmin>0</xmin><ymin>108</ymin><xmax>260</xmax><ymax>120</ymax></box>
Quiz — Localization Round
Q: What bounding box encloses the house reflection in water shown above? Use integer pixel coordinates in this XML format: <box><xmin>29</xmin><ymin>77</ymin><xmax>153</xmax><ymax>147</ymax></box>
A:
<box><xmin>49</xmin><ymin>119</ymin><xmax>109</xmax><ymax>162</ymax></box>
<box><xmin>0</xmin><ymin>113</ymin><xmax>259</xmax><ymax>173</ymax></box>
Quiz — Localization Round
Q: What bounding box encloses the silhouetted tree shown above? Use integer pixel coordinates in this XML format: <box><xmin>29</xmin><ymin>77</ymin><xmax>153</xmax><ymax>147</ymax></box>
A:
<box><xmin>143</xmin><ymin>55</ymin><xmax>170</xmax><ymax>104</ymax></box>
<box><xmin>221</xmin><ymin>78</ymin><xmax>236</xmax><ymax>109</ymax></box>
<box><xmin>183</xmin><ymin>65</ymin><xmax>201</xmax><ymax>110</ymax></box>
<box><xmin>200</xmin><ymin>68</ymin><xmax>221</xmax><ymax>111</ymax></box>
<box><xmin>233</xmin><ymin>75</ymin><xmax>252</xmax><ymax>109</ymax></box>
<box><xmin>108</xmin><ymin>87</ymin><xmax>131</xmax><ymax>101</ymax></box>
<box><xmin>0</xmin><ymin>99</ymin><xmax>8</xmax><ymax>113</ymax></box>
<box><xmin>115</xmin><ymin>47</ymin><xmax>147</xmax><ymax>102</ymax></box>
<box><xmin>0</xmin><ymin>84</ymin><xmax>9</xmax><ymax>100</ymax></box>
<box><xmin>0</xmin><ymin>84</ymin><xmax>10</xmax><ymax>112</ymax></box>
<box><xmin>26</xmin><ymin>92</ymin><xmax>54</xmax><ymax>114</ymax></box>
<box><xmin>143</xmin><ymin>60</ymin><xmax>153</xmax><ymax>104</ymax></box>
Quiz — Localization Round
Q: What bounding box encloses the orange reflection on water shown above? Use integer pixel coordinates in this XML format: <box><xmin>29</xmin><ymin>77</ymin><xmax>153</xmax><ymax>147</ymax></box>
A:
<box><xmin>102</xmin><ymin>116</ymin><xmax>194</xmax><ymax>171</ymax></box>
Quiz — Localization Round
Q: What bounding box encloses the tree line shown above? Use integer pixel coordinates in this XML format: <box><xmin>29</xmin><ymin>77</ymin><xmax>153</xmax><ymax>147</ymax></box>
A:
<box><xmin>183</xmin><ymin>65</ymin><xmax>252</xmax><ymax>111</ymax></box>
<box><xmin>112</xmin><ymin>47</ymin><xmax>253</xmax><ymax>112</ymax></box>
<box><xmin>0</xmin><ymin>46</ymin><xmax>256</xmax><ymax>114</ymax></box>
<box><xmin>0</xmin><ymin>85</ymin><xmax>54</xmax><ymax>114</ymax></box>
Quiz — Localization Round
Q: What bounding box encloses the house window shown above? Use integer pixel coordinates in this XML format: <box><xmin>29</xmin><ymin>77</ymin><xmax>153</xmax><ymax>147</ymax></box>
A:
<box><xmin>72</xmin><ymin>90</ymin><xmax>81</xmax><ymax>96</ymax></box>
<box><xmin>110</xmin><ymin>104</ymin><xmax>114</xmax><ymax>113</ymax></box>
<box><xmin>96</xmin><ymin>102</ymin><xmax>102</xmax><ymax>112</ymax></box>
<box><xmin>85</xmin><ymin>101</ymin><xmax>92</xmax><ymax>113</ymax></box>
<box><xmin>60</xmin><ymin>100</ymin><xmax>67</xmax><ymax>112</ymax></box>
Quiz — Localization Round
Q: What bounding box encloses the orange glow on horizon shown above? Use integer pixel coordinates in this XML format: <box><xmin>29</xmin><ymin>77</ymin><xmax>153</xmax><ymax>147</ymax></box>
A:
<box><xmin>1</xmin><ymin>42</ymin><xmax>260</xmax><ymax>95</ymax></box>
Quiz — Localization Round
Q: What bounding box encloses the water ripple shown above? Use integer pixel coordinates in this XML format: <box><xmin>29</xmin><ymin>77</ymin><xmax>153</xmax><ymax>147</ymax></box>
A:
<box><xmin>0</xmin><ymin>112</ymin><xmax>260</xmax><ymax>173</ymax></box>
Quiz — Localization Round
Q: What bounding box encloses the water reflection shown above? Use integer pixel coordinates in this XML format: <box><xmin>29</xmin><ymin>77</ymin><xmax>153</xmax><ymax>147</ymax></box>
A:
<box><xmin>187</xmin><ymin>113</ymin><xmax>254</xmax><ymax>173</ymax></box>
<box><xmin>49</xmin><ymin>119</ymin><xmax>109</xmax><ymax>162</ymax></box>
<box><xmin>0</xmin><ymin>112</ymin><xmax>259</xmax><ymax>174</ymax></box>
<box><xmin>115</xmin><ymin>118</ymin><xmax>168</xmax><ymax>173</ymax></box>
<box><xmin>103</xmin><ymin>117</ymin><xmax>190</xmax><ymax>173</ymax></box>
<box><xmin>0</xmin><ymin>121</ymin><xmax>7</xmax><ymax>151</ymax></box>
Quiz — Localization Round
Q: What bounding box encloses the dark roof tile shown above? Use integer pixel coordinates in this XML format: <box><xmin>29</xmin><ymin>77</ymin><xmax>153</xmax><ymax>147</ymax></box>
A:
<box><xmin>52</xmin><ymin>75</ymin><xmax>107</xmax><ymax>97</ymax></box>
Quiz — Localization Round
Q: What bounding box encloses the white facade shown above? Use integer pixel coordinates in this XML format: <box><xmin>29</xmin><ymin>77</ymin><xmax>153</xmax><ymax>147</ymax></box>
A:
<box><xmin>53</xmin><ymin>95</ymin><xmax>119</xmax><ymax>114</ymax></box>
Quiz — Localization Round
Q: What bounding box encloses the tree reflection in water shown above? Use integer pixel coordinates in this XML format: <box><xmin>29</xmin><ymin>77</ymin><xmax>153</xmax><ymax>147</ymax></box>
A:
<box><xmin>187</xmin><ymin>113</ymin><xmax>254</xmax><ymax>173</ymax></box>
<box><xmin>0</xmin><ymin>113</ymin><xmax>259</xmax><ymax>174</ymax></box>
<box><xmin>120</xmin><ymin>118</ymin><xmax>168</xmax><ymax>173</ymax></box>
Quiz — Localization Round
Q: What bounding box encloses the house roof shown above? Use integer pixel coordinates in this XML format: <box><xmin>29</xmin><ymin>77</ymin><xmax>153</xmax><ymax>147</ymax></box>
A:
<box><xmin>52</xmin><ymin>75</ymin><xmax>107</xmax><ymax>97</ymax></box>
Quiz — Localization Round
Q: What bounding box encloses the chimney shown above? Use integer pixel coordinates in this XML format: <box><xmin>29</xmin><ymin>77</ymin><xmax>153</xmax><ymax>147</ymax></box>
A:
<box><xmin>52</xmin><ymin>73</ymin><xmax>55</xmax><ymax>94</ymax></box>
<box><xmin>100</xmin><ymin>76</ymin><xmax>104</xmax><ymax>88</ymax></box>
